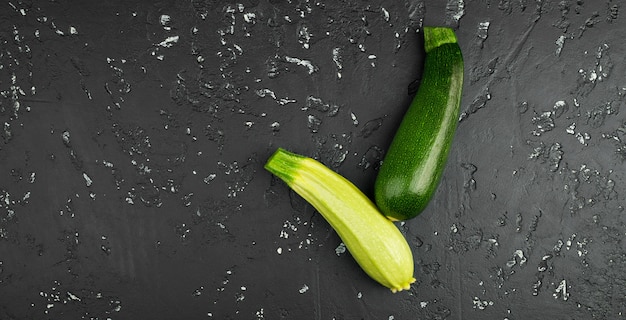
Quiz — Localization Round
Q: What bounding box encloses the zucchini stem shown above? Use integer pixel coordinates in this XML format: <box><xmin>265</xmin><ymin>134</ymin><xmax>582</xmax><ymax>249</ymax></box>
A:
<box><xmin>264</xmin><ymin>148</ymin><xmax>303</xmax><ymax>186</ymax></box>
<box><xmin>423</xmin><ymin>27</ymin><xmax>458</xmax><ymax>53</ymax></box>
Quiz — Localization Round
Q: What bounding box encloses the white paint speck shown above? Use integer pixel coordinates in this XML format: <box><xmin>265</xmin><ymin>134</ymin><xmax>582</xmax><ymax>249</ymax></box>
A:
<box><xmin>381</xmin><ymin>7</ymin><xmax>390</xmax><ymax>22</ymax></box>
<box><xmin>447</xmin><ymin>0</ymin><xmax>466</xmax><ymax>23</ymax></box>
<box><xmin>298</xmin><ymin>284</ymin><xmax>309</xmax><ymax>294</ymax></box>
<box><xmin>554</xmin><ymin>279</ymin><xmax>569</xmax><ymax>300</ymax></box>
<box><xmin>284</xmin><ymin>56</ymin><xmax>317</xmax><ymax>74</ymax></box>
<box><xmin>233</xmin><ymin>43</ymin><xmax>243</xmax><ymax>55</ymax></box>
<box><xmin>350</xmin><ymin>112</ymin><xmax>358</xmax><ymax>126</ymax></box>
<box><xmin>256</xmin><ymin>88</ymin><xmax>277</xmax><ymax>99</ymax></box>
<box><xmin>61</xmin><ymin>131</ymin><xmax>71</xmax><ymax>145</ymax></box>
<box><xmin>157</xmin><ymin>35</ymin><xmax>179</xmax><ymax>48</ymax></box>
<box><xmin>82</xmin><ymin>173</ymin><xmax>93</xmax><ymax>187</ymax></box>
<box><xmin>160</xmin><ymin>15</ymin><xmax>171</xmax><ymax>30</ymax></box>
<box><xmin>67</xmin><ymin>291</ymin><xmax>81</xmax><ymax>301</ymax></box>
<box><xmin>514</xmin><ymin>249</ymin><xmax>527</xmax><ymax>266</ymax></box>
<box><xmin>555</xmin><ymin>35</ymin><xmax>566</xmax><ymax>56</ymax></box>
<box><xmin>335</xmin><ymin>242</ymin><xmax>346</xmax><ymax>256</ymax></box>
<box><xmin>472</xmin><ymin>296</ymin><xmax>494</xmax><ymax>310</ymax></box>
<box><xmin>244</xmin><ymin>12</ymin><xmax>256</xmax><ymax>23</ymax></box>
<box><xmin>332</xmin><ymin>47</ymin><xmax>343</xmax><ymax>79</ymax></box>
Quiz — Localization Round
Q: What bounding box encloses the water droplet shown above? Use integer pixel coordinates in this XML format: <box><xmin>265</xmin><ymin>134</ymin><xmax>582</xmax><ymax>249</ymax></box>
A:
<box><xmin>517</xmin><ymin>101</ymin><xmax>529</xmax><ymax>114</ymax></box>
<box><xmin>476</xmin><ymin>21</ymin><xmax>490</xmax><ymax>47</ymax></box>
<box><xmin>307</xmin><ymin>115</ymin><xmax>322</xmax><ymax>133</ymax></box>
<box><xmin>445</xmin><ymin>0</ymin><xmax>465</xmax><ymax>28</ymax></box>
<box><xmin>359</xmin><ymin>118</ymin><xmax>383</xmax><ymax>138</ymax></box>
<box><xmin>335</xmin><ymin>242</ymin><xmax>346</xmax><ymax>256</ymax></box>
<box><xmin>414</xmin><ymin>236</ymin><xmax>424</xmax><ymax>247</ymax></box>
<box><xmin>61</xmin><ymin>131</ymin><xmax>71</xmax><ymax>146</ymax></box>
<box><xmin>270</xmin><ymin>121</ymin><xmax>280</xmax><ymax>133</ymax></box>
<box><xmin>357</xmin><ymin>145</ymin><xmax>383</xmax><ymax>170</ymax></box>
<box><xmin>350</xmin><ymin>112</ymin><xmax>358</xmax><ymax>126</ymax></box>
<box><xmin>531</xmin><ymin>111</ymin><xmax>555</xmax><ymax>136</ymax></box>
<box><xmin>552</xmin><ymin>100</ymin><xmax>568</xmax><ymax>118</ymax></box>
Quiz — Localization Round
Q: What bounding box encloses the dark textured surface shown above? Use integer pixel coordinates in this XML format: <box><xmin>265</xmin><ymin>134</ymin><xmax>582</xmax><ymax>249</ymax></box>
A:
<box><xmin>1</xmin><ymin>1</ymin><xmax>625</xmax><ymax>319</ymax></box>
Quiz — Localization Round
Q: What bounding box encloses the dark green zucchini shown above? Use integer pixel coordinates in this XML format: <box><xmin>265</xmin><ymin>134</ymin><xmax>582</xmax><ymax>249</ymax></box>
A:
<box><xmin>374</xmin><ymin>27</ymin><xmax>464</xmax><ymax>221</ymax></box>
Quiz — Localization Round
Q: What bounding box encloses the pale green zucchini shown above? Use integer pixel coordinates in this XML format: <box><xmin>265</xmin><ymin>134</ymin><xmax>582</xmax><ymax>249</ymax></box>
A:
<box><xmin>265</xmin><ymin>148</ymin><xmax>415</xmax><ymax>292</ymax></box>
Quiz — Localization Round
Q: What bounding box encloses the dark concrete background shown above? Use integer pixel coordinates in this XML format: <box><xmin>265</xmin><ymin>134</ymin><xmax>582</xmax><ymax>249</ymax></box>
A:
<box><xmin>1</xmin><ymin>0</ymin><xmax>625</xmax><ymax>319</ymax></box>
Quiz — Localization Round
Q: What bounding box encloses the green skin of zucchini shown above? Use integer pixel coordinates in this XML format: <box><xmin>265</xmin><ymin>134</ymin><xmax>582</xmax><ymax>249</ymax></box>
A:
<box><xmin>265</xmin><ymin>148</ymin><xmax>416</xmax><ymax>292</ymax></box>
<box><xmin>375</xmin><ymin>27</ymin><xmax>464</xmax><ymax>221</ymax></box>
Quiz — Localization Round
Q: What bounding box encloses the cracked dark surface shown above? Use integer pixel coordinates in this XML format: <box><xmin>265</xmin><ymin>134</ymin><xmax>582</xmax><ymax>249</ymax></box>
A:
<box><xmin>1</xmin><ymin>1</ymin><xmax>626</xmax><ymax>319</ymax></box>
